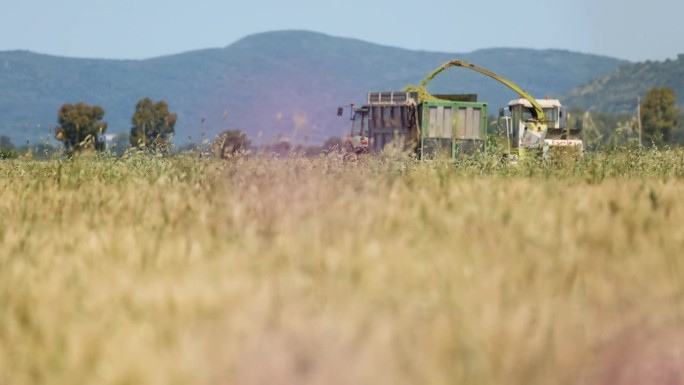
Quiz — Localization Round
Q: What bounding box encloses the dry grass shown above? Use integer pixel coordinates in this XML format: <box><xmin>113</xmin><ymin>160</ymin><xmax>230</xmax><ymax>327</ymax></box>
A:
<box><xmin>1</xmin><ymin>150</ymin><xmax>683</xmax><ymax>385</ymax></box>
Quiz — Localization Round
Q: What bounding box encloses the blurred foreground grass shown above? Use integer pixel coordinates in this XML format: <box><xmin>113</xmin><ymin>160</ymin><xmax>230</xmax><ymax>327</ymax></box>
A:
<box><xmin>1</xmin><ymin>149</ymin><xmax>683</xmax><ymax>385</ymax></box>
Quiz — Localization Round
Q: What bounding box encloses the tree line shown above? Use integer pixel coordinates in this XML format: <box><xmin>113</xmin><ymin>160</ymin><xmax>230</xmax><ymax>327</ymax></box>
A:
<box><xmin>46</xmin><ymin>98</ymin><xmax>324</xmax><ymax>159</ymax></box>
<box><xmin>0</xmin><ymin>96</ymin><xmax>340</xmax><ymax>160</ymax></box>
<box><xmin>566</xmin><ymin>87</ymin><xmax>681</xmax><ymax>150</ymax></box>
<box><xmin>49</xmin><ymin>97</ymin><xmax>348</xmax><ymax>159</ymax></box>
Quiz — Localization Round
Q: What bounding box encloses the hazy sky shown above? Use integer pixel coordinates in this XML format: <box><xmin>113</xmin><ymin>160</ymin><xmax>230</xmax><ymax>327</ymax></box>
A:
<box><xmin>2</xmin><ymin>0</ymin><xmax>682</xmax><ymax>62</ymax></box>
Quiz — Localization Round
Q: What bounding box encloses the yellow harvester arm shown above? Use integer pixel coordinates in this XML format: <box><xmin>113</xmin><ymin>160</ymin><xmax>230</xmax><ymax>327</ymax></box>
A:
<box><xmin>421</xmin><ymin>60</ymin><xmax>546</xmax><ymax>122</ymax></box>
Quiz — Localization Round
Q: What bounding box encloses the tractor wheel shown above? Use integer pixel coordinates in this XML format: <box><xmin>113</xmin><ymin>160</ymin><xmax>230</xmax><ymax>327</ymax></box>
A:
<box><xmin>345</xmin><ymin>142</ymin><xmax>355</xmax><ymax>153</ymax></box>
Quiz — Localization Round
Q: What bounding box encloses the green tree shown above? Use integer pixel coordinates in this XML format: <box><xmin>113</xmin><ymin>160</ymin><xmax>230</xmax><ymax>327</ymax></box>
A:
<box><xmin>641</xmin><ymin>87</ymin><xmax>680</xmax><ymax>145</ymax></box>
<box><xmin>129</xmin><ymin>98</ymin><xmax>177</xmax><ymax>149</ymax></box>
<box><xmin>54</xmin><ymin>102</ymin><xmax>108</xmax><ymax>152</ymax></box>
<box><xmin>212</xmin><ymin>130</ymin><xmax>251</xmax><ymax>159</ymax></box>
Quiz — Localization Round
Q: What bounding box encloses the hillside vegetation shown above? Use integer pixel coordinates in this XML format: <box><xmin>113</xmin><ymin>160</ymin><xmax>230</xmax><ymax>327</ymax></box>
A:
<box><xmin>1</xmin><ymin>152</ymin><xmax>684</xmax><ymax>385</ymax></box>
<box><xmin>0</xmin><ymin>30</ymin><xmax>624</xmax><ymax>146</ymax></box>
<box><xmin>564</xmin><ymin>54</ymin><xmax>684</xmax><ymax>113</ymax></box>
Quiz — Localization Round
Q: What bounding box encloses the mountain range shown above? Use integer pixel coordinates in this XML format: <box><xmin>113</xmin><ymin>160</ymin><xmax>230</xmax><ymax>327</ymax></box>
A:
<box><xmin>0</xmin><ymin>30</ymin><xmax>641</xmax><ymax>146</ymax></box>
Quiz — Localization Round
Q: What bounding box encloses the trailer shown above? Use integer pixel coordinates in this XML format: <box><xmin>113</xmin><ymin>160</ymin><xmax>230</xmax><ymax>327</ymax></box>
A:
<box><xmin>340</xmin><ymin>91</ymin><xmax>488</xmax><ymax>159</ymax></box>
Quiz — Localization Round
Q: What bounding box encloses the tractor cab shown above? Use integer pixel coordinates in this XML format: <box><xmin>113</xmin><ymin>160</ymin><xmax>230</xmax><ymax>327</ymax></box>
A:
<box><xmin>350</xmin><ymin>105</ymin><xmax>369</xmax><ymax>137</ymax></box>
<box><xmin>337</xmin><ymin>104</ymin><xmax>370</xmax><ymax>153</ymax></box>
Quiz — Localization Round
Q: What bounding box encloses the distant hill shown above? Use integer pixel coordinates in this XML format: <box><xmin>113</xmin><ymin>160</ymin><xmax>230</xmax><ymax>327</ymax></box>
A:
<box><xmin>563</xmin><ymin>54</ymin><xmax>684</xmax><ymax>114</ymax></box>
<box><xmin>0</xmin><ymin>30</ymin><xmax>626</xmax><ymax>147</ymax></box>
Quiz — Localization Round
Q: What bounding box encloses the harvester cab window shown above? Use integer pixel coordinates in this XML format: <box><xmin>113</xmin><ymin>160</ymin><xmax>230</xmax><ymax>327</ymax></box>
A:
<box><xmin>558</xmin><ymin>108</ymin><xmax>567</xmax><ymax>128</ymax></box>
<box><xmin>522</xmin><ymin>107</ymin><xmax>536</xmax><ymax>122</ymax></box>
<box><xmin>543</xmin><ymin>108</ymin><xmax>558</xmax><ymax>122</ymax></box>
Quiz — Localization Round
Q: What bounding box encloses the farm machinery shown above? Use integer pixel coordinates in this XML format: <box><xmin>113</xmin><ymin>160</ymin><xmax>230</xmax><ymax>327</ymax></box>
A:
<box><xmin>499</xmin><ymin>97</ymin><xmax>583</xmax><ymax>162</ymax></box>
<box><xmin>338</xmin><ymin>59</ymin><xmax>583</xmax><ymax>160</ymax></box>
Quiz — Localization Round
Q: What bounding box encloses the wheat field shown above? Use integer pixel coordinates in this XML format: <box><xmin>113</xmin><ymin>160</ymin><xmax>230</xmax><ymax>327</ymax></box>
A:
<box><xmin>1</xmin><ymin>150</ymin><xmax>683</xmax><ymax>385</ymax></box>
